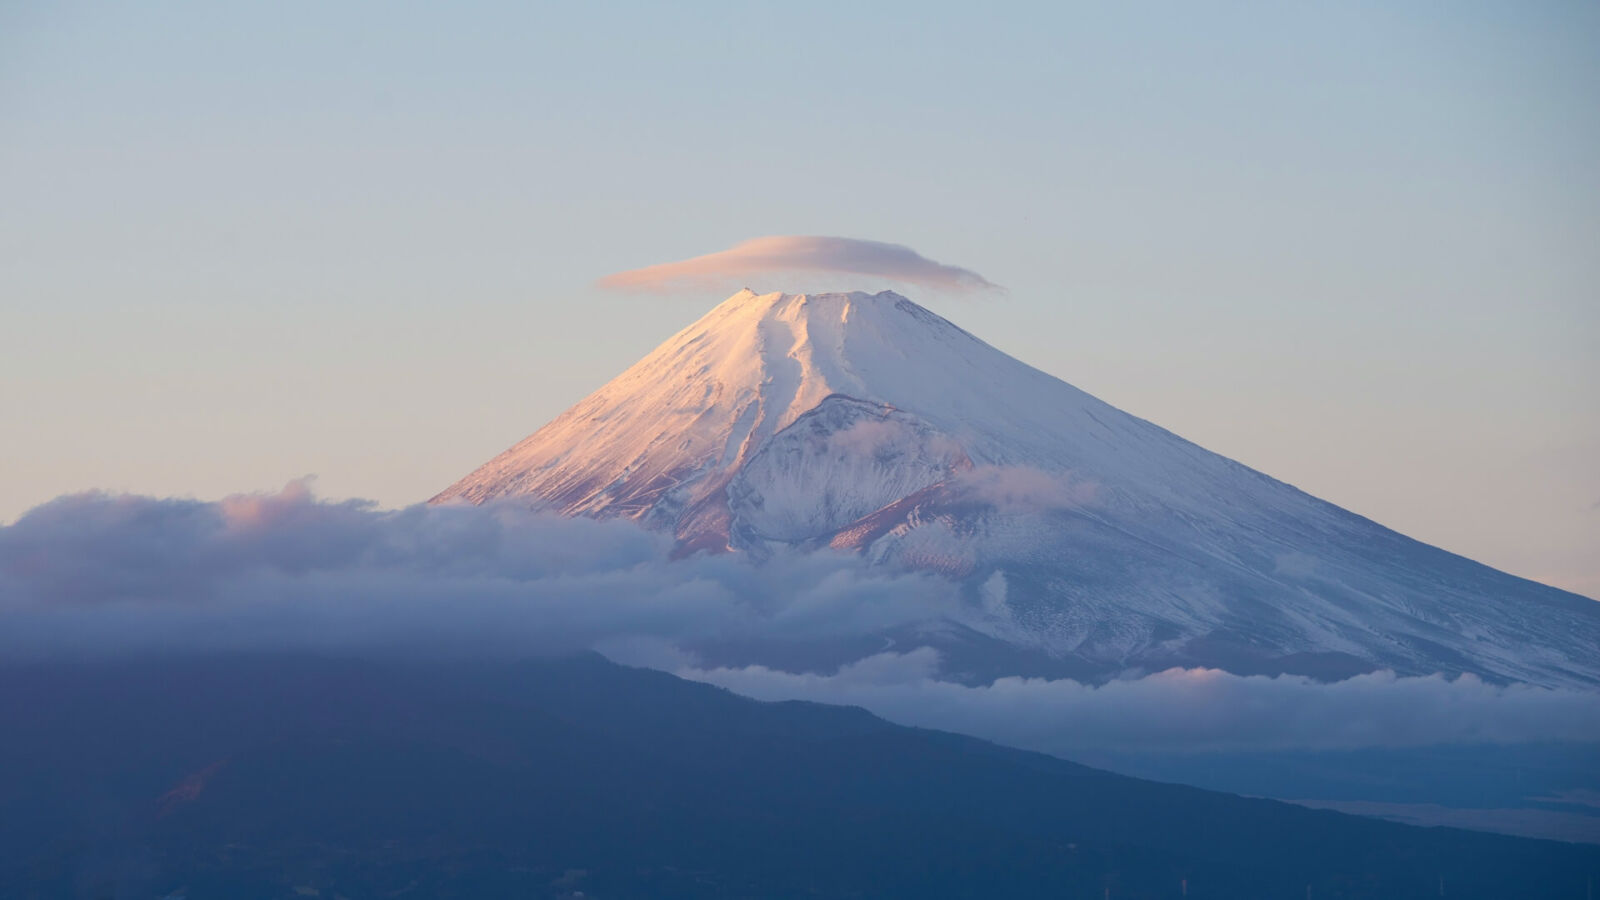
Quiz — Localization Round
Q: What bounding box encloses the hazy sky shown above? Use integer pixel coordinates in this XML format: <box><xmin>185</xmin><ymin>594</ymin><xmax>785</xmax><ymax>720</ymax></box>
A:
<box><xmin>2</xmin><ymin>1</ymin><xmax>1596</xmax><ymax>595</ymax></box>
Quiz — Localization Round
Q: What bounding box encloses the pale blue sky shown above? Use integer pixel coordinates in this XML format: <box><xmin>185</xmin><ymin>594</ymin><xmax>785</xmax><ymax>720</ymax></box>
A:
<box><xmin>2</xmin><ymin>1</ymin><xmax>1596</xmax><ymax>594</ymax></box>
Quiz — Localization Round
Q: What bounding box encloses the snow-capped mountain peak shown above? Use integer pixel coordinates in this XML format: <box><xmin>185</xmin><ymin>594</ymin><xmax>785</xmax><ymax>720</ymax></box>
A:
<box><xmin>433</xmin><ymin>288</ymin><xmax>1600</xmax><ymax>688</ymax></box>
<box><xmin>433</xmin><ymin>288</ymin><xmax>1009</xmax><ymax>548</ymax></box>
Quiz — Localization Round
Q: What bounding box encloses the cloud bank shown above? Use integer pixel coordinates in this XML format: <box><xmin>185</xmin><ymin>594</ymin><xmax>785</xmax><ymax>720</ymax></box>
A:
<box><xmin>670</xmin><ymin>649</ymin><xmax>1600</xmax><ymax>753</ymax></box>
<box><xmin>597</xmin><ymin>236</ymin><xmax>1000</xmax><ymax>294</ymax></box>
<box><xmin>0</xmin><ymin>482</ymin><xmax>957</xmax><ymax>659</ymax></box>
<box><xmin>3</xmin><ymin>483</ymin><xmax>1597</xmax><ymax>753</ymax></box>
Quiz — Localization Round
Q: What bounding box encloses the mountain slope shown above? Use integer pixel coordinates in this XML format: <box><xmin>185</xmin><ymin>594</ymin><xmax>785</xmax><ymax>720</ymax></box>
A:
<box><xmin>4</xmin><ymin>654</ymin><xmax>1596</xmax><ymax>899</ymax></box>
<box><xmin>433</xmin><ymin>290</ymin><xmax>1600</xmax><ymax>687</ymax></box>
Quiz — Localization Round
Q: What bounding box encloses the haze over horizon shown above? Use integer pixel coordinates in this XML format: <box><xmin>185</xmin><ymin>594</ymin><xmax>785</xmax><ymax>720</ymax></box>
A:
<box><xmin>3</xmin><ymin>2</ymin><xmax>1596</xmax><ymax>598</ymax></box>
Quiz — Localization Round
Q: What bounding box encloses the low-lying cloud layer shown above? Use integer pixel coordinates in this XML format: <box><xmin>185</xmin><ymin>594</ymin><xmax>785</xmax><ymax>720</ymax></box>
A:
<box><xmin>0</xmin><ymin>481</ymin><xmax>957</xmax><ymax>658</ymax></box>
<box><xmin>3</xmin><ymin>483</ymin><xmax>1597</xmax><ymax>753</ymax></box>
<box><xmin>597</xmin><ymin>236</ymin><xmax>999</xmax><ymax>294</ymax></box>
<box><xmin>671</xmin><ymin>649</ymin><xmax>1600</xmax><ymax>752</ymax></box>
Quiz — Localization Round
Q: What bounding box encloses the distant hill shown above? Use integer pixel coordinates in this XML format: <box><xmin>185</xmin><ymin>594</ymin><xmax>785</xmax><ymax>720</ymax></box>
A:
<box><xmin>3</xmin><ymin>653</ymin><xmax>1594</xmax><ymax>898</ymax></box>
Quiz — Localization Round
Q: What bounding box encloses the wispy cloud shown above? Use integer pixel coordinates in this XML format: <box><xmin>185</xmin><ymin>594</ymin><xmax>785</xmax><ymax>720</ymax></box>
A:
<box><xmin>597</xmin><ymin>236</ymin><xmax>1000</xmax><ymax>294</ymax></box>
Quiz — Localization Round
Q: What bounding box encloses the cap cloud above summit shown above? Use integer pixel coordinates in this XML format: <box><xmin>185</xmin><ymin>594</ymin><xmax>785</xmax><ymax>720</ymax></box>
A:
<box><xmin>597</xmin><ymin>236</ymin><xmax>1000</xmax><ymax>294</ymax></box>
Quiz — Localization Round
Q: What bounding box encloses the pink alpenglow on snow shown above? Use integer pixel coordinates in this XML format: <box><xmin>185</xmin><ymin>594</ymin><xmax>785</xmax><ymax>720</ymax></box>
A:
<box><xmin>597</xmin><ymin>236</ymin><xmax>1000</xmax><ymax>294</ymax></box>
<box><xmin>431</xmin><ymin>287</ymin><xmax>1600</xmax><ymax>690</ymax></box>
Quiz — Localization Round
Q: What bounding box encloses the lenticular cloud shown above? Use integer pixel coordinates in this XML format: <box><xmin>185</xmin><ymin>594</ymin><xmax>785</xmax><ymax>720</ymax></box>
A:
<box><xmin>597</xmin><ymin>236</ymin><xmax>1000</xmax><ymax>294</ymax></box>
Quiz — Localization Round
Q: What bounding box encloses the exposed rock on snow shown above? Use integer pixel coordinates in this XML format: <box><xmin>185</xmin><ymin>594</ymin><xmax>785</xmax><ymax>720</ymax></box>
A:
<box><xmin>434</xmin><ymin>290</ymin><xmax>1600</xmax><ymax>688</ymax></box>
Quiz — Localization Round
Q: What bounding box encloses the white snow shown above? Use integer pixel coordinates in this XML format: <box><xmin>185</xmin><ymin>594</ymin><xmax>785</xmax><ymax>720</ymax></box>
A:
<box><xmin>433</xmin><ymin>289</ymin><xmax>1600</xmax><ymax>688</ymax></box>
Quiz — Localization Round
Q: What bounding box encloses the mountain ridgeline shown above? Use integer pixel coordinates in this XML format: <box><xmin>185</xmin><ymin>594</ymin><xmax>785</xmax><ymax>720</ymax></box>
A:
<box><xmin>4</xmin><ymin>654</ymin><xmax>1595</xmax><ymax>899</ymax></box>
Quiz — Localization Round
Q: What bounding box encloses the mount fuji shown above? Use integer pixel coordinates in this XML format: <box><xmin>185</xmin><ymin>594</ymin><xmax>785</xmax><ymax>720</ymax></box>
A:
<box><xmin>434</xmin><ymin>289</ymin><xmax>1599</xmax><ymax>689</ymax></box>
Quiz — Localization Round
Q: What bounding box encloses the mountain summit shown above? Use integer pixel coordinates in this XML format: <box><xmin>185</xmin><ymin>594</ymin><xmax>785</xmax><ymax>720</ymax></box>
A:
<box><xmin>435</xmin><ymin>290</ymin><xmax>1599</xmax><ymax>687</ymax></box>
